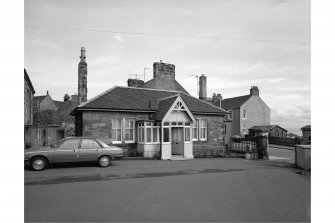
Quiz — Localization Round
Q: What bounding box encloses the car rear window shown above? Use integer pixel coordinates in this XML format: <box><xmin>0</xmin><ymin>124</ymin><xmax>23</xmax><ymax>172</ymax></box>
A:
<box><xmin>81</xmin><ymin>139</ymin><xmax>102</xmax><ymax>149</ymax></box>
<box><xmin>96</xmin><ymin>139</ymin><xmax>109</xmax><ymax>148</ymax></box>
<box><xmin>59</xmin><ymin>139</ymin><xmax>80</xmax><ymax>148</ymax></box>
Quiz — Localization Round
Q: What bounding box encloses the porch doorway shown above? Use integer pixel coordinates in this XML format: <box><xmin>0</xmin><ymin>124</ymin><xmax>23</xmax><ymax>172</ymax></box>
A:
<box><xmin>171</xmin><ymin>127</ymin><xmax>184</xmax><ymax>156</ymax></box>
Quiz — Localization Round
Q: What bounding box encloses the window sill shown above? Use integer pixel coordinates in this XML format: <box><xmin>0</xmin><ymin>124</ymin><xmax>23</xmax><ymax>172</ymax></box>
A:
<box><xmin>125</xmin><ymin>141</ymin><xmax>135</xmax><ymax>144</ymax></box>
<box><xmin>112</xmin><ymin>141</ymin><xmax>122</xmax><ymax>144</ymax></box>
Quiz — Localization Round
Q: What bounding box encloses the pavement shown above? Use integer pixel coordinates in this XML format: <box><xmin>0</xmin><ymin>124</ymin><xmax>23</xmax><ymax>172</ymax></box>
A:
<box><xmin>25</xmin><ymin>154</ymin><xmax>310</xmax><ymax>222</ymax></box>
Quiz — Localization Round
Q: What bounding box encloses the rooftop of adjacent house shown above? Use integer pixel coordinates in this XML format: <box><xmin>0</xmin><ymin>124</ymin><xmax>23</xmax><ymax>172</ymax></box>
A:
<box><xmin>140</xmin><ymin>78</ymin><xmax>189</xmax><ymax>95</ymax></box>
<box><xmin>71</xmin><ymin>86</ymin><xmax>228</xmax><ymax>116</ymax></box>
<box><xmin>250</xmin><ymin>125</ymin><xmax>288</xmax><ymax>132</ymax></box>
<box><xmin>34</xmin><ymin>95</ymin><xmax>76</xmax><ymax>112</ymax></box>
<box><xmin>301</xmin><ymin>125</ymin><xmax>311</xmax><ymax>130</ymax></box>
<box><xmin>214</xmin><ymin>95</ymin><xmax>251</xmax><ymax>110</ymax></box>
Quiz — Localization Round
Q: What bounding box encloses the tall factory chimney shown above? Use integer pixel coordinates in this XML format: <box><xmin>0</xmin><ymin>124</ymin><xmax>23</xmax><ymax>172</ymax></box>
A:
<box><xmin>199</xmin><ymin>74</ymin><xmax>207</xmax><ymax>100</ymax></box>
<box><xmin>78</xmin><ymin>47</ymin><xmax>87</xmax><ymax>104</ymax></box>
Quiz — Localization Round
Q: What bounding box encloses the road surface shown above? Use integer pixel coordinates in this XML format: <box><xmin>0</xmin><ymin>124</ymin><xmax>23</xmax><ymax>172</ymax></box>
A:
<box><xmin>25</xmin><ymin>158</ymin><xmax>310</xmax><ymax>222</ymax></box>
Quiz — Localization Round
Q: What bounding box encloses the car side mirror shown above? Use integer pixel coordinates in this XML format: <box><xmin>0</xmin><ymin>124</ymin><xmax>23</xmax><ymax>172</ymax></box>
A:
<box><xmin>50</xmin><ymin>144</ymin><xmax>56</xmax><ymax>148</ymax></box>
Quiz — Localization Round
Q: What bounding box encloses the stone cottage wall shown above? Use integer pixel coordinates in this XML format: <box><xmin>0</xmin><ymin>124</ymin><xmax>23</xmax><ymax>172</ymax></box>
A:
<box><xmin>81</xmin><ymin>111</ymin><xmax>150</xmax><ymax>152</ymax></box>
<box><xmin>193</xmin><ymin>114</ymin><xmax>225</xmax><ymax>156</ymax></box>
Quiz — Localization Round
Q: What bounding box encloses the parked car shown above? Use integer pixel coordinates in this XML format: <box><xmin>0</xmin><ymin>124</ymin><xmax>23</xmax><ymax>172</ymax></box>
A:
<box><xmin>24</xmin><ymin>137</ymin><xmax>124</xmax><ymax>171</ymax></box>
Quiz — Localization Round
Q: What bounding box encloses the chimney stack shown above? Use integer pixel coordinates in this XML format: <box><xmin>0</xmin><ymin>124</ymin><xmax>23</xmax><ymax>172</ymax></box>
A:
<box><xmin>250</xmin><ymin>86</ymin><xmax>259</xmax><ymax>96</ymax></box>
<box><xmin>78</xmin><ymin>47</ymin><xmax>87</xmax><ymax>104</ymax></box>
<box><xmin>213</xmin><ymin>93</ymin><xmax>222</xmax><ymax>104</ymax></box>
<box><xmin>199</xmin><ymin>74</ymin><xmax>207</xmax><ymax>100</ymax></box>
<box><xmin>153</xmin><ymin>61</ymin><xmax>175</xmax><ymax>80</ymax></box>
<box><xmin>127</xmin><ymin>78</ymin><xmax>144</xmax><ymax>88</ymax></box>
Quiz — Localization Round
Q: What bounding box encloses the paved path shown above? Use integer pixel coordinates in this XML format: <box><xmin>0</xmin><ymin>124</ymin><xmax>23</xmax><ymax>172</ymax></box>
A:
<box><xmin>25</xmin><ymin>158</ymin><xmax>310</xmax><ymax>222</ymax></box>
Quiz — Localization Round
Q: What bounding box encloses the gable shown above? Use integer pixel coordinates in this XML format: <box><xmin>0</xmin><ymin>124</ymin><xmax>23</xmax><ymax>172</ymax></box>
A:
<box><xmin>161</xmin><ymin>96</ymin><xmax>196</xmax><ymax>124</ymax></box>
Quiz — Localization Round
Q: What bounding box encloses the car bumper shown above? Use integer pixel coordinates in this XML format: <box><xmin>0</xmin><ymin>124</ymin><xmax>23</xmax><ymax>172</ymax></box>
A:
<box><xmin>114</xmin><ymin>153</ymin><xmax>124</xmax><ymax>159</ymax></box>
<box><xmin>24</xmin><ymin>159</ymin><xmax>30</xmax><ymax>166</ymax></box>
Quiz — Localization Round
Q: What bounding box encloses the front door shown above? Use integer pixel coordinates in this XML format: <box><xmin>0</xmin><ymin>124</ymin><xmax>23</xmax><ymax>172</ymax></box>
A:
<box><xmin>172</xmin><ymin>127</ymin><xmax>183</xmax><ymax>155</ymax></box>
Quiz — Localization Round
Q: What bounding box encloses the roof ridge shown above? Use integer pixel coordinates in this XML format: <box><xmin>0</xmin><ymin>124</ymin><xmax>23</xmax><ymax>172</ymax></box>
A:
<box><xmin>180</xmin><ymin>92</ymin><xmax>229</xmax><ymax>113</ymax></box>
<box><xmin>157</xmin><ymin>94</ymin><xmax>180</xmax><ymax>103</ymax></box>
<box><xmin>222</xmin><ymin>94</ymin><xmax>250</xmax><ymax>101</ymax></box>
<box><xmin>118</xmin><ymin>85</ymin><xmax>182</xmax><ymax>93</ymax></box>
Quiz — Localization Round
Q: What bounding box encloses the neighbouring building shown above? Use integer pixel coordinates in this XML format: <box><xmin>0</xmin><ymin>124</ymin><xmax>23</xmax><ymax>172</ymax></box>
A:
<box><xmin>214</xmin><ymin>86</ymin><xmax>271</xmax><ymax>140</ymax></box>
<box><xmin>71</xmin><ymin>59</ymin><xmax>228</xmax><ymax>159</ymax></box>
<box><xmin>249</xmin><ymin>125</ymin><xmax>288</xmax><ymax>138</ymax></box>
<box><xmin>24</xmin><ymin>69</ymin><xmax>35</xmax><ymax>149</ymax></box>
<box><xmin>301</xmin><ymin>125</ymin><xmax>311</xmax><ymax>144</ymax></box>
<box><xmin>24</xmin><ymin>69</ymin><xmax>35</xmax><ymax>126</ymax></box>
<box><xmin>26</xmin><ymin>89</ymin><xmax>77</xmax><ymax>148</ymax></box>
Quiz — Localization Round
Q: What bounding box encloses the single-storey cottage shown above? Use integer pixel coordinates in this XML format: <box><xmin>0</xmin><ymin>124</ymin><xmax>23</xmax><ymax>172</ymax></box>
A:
<box><xmin>71</xmin><ymin>58</ymin><xmax>228</xmax><ymax>159</ymax></box>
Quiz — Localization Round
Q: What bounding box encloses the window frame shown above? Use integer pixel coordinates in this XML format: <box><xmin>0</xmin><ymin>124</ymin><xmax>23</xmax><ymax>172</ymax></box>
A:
<box><xmin>192</xmin><ymin>119</ymin><xmax>199</xmax><ymax>141</ymax></box>
<box><xmin>111</xmin><ymin>118</ymin><xmax>122</xmax><ymax>144</ymax></box>
<box><xmin>242</xmin><ymin>110</ymin><xmax>247</xmax><ymax>119</ymax></box>
<box><xmin>242</xmin><ymin>124</ymin><xmax>247</xmax><ymax>136</ymax></box>
<box><xmin>124</xmin><ymin>118</ymin><xmax>135</xmax><ymax>143</ymax></box>
<box><xmin>162</xmin><ymin>122</ymin><xmax>170</xmax><ymax>144</ymax></box>
<box><xmin>199</xmin><ymin>119</ymin><xmax>208</xmax><ymax>141</ymax></box>
<box><xmin>184</xmin><ymin>125</ymin><xmax>191</xmax><ymax>143</ymax></box>
<box><xmin>228</xmin><ymin>110</ymin><xmax>233</xmax><ymax>120</ymax></box>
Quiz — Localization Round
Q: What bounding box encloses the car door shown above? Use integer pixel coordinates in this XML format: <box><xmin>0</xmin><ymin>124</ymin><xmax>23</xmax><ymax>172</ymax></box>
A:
<box><xmin>79</xmin><ymin>138</ymin><xmax>102</xmax><ymax>162</ymax></box>
<box><xmin>53</xmin><ymin>138</ymin><xmax>80</xmax><ymax>163</ymax></box>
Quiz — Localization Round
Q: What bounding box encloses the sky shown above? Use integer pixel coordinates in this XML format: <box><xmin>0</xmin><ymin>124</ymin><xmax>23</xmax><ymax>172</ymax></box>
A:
<box><xmin>24</xmin><ymin>0</ymin><xmax>311</xmax><ymax>135</ymax></box>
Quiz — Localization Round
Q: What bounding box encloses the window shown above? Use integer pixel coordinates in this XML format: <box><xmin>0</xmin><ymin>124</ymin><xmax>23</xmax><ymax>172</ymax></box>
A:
<box><xmin>242</xmin><ymin>124</ymin><xmax>246</xmax><ymax>136</ymax></box>
<box><xmin>228</xmin><ymin>110</ymin><xmax>233</xmax><ymax>120</ymax></box>
<box><xmin>200</xmin><ymin>119</ymin><xmax>207</xmax><ymax>141</ymax></box>
<box><xmin>192</xmin><ymin>119</ymin><xmax>198</xmax><ymax>141</ymax></box>
<box><xmin>138</xmin><ymin>123</ymin><xmax>144</xmax><ymax>143</ymax></box>
<box><xmin>125</xmin><ymin>118</ymin><xmax>135</xmax><ymax>142</ymax></box>
<box><xmin>153</xmin><ymin>123</ymin><xmax>159</xmax><ymax>143</ymax></box>
<box><xmin>146</xmin><ymin>123</ymin><xmax>152</xmax><ymax>143</ymax></box>
<box><xmin>59</xmin><ymin>139</ymin><xmax>80</xmax><ymax>149</ymax></box>
<box><xmin>81</xmin><ymin>139</ymin><xmax>102</xmax><ymax>149</ymax></box>
<box><xmin>163</xmin><ymin>128</ymin><xmax>170</xmax><ymax>142</ymax></box>
<box><xmin>185</xmin><ymin>128</ymin><xmax>191</xmax><ymax>142</ymax></box>
<box><xmin>224</xmin><ymin>124</ymin><xmax>227</xmax><ymax>136</ymax></box>
<box><xmin>81</xmin><ymin>139</ymin><xmax>94</xmax><ymax>149</ymax></box>
<box><xmin>243</xmin><ymin>110</ymin><xmax>247</xmax><ymax>119</ymax></box>
<box><xmin>112</xmin><ymin>118</ymin><xmax>122</xmax><ymax>143</ymax></box>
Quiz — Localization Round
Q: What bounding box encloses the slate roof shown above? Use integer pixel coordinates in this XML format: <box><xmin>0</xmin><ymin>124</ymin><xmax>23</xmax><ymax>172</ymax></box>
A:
<box><xmin>150</xmin><ymin>96</ymin><xmax>178</xmax><ymax>120</ymax></box>
<box><xmin>214</xmin><ymin>95</ymin><xmax>251</xmax><ymax>110</ymax></box>
<box><xmin>72</xmin><ymin>86</ymin><xmax>228</xmax><ymax>115</ymax></box>
<box><xmin>54</xmin><ymin>100</ymin><xmax>77</xmax><ymax>114</ymax></box>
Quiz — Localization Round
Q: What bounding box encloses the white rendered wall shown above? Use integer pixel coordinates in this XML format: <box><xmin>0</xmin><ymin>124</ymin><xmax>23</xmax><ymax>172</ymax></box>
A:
<box><xmin>161</xmin><ymin>144</ymin><xmax>171</xmax><ymax>160</ymax></box>
<box><xmin>184</xmin><ymin>142</ymin><xmax>193</xmax><ymax>159</ymax></box>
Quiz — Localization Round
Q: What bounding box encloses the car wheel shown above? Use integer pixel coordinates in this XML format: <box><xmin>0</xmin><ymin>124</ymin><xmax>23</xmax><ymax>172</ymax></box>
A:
<box><xmin>31</xmin><ymin>157</ymin><xmax>47</xmax><ymax>171</ymax></box>
<box><xmin>98</xmin><ymin>156</ymin><xmax>111</xmax><ymax>167</ymax></box>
